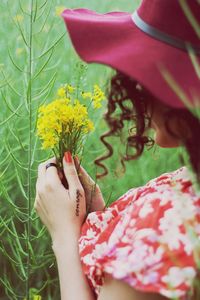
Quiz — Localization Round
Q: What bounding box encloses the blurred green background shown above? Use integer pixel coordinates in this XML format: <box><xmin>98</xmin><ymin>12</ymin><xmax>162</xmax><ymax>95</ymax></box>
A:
<box><xmin>0</xmin><ymin>0</ymin><xmax>182</xmax><ymax>299</ymax></box>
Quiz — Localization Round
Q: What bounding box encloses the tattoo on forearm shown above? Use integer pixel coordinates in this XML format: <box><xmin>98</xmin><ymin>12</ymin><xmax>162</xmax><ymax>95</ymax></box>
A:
<box><xmin>76</xmin><ymin>189</ymin><xmax>82</xmax><ymax>216</ymax></box>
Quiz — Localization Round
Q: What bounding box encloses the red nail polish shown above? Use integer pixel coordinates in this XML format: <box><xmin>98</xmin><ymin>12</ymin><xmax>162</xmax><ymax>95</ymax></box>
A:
<box><xmin>64</xmin><ymin>151</ymin><xmax>72</xmax><ymax>163</ymax></box>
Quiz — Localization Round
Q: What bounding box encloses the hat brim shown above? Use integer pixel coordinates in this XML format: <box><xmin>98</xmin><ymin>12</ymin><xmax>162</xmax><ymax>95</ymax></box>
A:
<box><xmin>62</xmin><ymin>8</ymin><xmax>200</xmax><ymax>108</ymax></box>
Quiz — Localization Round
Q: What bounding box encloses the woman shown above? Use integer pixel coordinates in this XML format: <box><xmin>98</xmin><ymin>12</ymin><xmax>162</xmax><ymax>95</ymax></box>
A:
<box><xmin>34</xmin><ymin>1</ymin><xmax>200</xmax><ymax>299</ymax></box>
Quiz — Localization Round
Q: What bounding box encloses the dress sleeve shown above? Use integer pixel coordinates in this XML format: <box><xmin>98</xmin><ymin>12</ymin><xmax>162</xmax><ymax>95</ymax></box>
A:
<box><xmin>79</xmin><ymin>175</ymin><xmax>199</xmax><ymax>299</ymax></box>
<box><xmin>93</xmin><ymin>194</ymin><xmax>198</xmax><ymax>300</ymax></box>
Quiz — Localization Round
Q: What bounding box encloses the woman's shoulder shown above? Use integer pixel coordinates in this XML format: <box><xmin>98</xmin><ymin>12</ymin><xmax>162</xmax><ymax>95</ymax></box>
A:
<box><xmin>145</xmin><ymin>166</ymin><xmax>191</xmax><ymax>188</ymax></box>
<box><xmin>109</xmin><ymin>166</ymin><xmax>199</xmax><ymax>211</ymax></box>
<box><xmin>134</xmin><ymin>166</ymin><xmax>200</xmax><ymax>200</ymax></box>
<box><xmin>80</xmin><ymin>166</ymin><xmax>200</xmax><ymax>256</ymax></box>
<box><xmin>80</xmin><ymin>166</ymin><xmax>200</xmax><ymax>248</ymax></box>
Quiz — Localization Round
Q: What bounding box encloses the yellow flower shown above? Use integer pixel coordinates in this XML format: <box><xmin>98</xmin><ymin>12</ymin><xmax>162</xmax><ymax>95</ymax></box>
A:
<box><xmin>82</xmin><ymin>120</ymin><xmax>94</xmax><ymax>134</ymax></box>
<box><xmin>37</xmin><ymin>82</ymin><xmax>101</xmax><ymax>157</ymax></box>
<box><xmin>55</xmin><ymin>6</ymin><xmax>66</xmax><ymax>17</ymax></box>
<box><xmin>86</xmin><ymin>120</ymin><xmax>95</xmax><ymax>132</ymax></box>
<box><xmin>37</xmin><ymin>97</ymin><xmax>92</xmax><ymax>150</ymax></box>
<box><xmin>57</xmin><ymin>87</ymin><xmax>66</xmax><ymax>98</ymax></box>
<box><xmin>81</xmin><ymin>85</ymin><xmax>105</xmax><ymax>108</ymax></box>
<box><xmin>16</xmin><ymin>48</ymin><xmax>24</xmax><ymax>56</ymax></box>
<box><xmin>33</xmin><ymin>296</ymin><xmax>42</xmax><ymax>300</ymax></box>
<box><xmin>57</xmin><ymin>85</ymin><xmax>75</xmax><ymax>98</ymax></box>
<box><xmin>92</xmin><ymin>84</ymin><xmax>105</xmax><ymax>109</ymax></box>
<box><xmin>66</xmin><ymin>84</ymin><xmax>75</xmax><ymax>94</ymax></box>
<box><xmin>71</xmin><ymin>100</ymin><xmax>89</xmax><ymax>129</ymax></box>
<box><xmin>14</xmin><ymin>14</ymin><xmax>24</xmax><ymax>23</ymax></box>
<box><xmin>82</xmin><ymin>92</ymin><xmax>92</xmax><ymax>99</ymax></box>
<box><xmin>23</xmin><ymin>295</ymin><xmax>42</xmax><ymax>300</ymax></box>
<box><xmin>93</xmin><ymin>101</ymin><xmax>102</xmax><ymax>109</ymax></box>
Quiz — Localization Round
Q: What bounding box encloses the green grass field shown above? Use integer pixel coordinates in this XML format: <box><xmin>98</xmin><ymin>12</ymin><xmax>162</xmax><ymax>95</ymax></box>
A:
<box><xmin>0</xmin><ymin>0</ymin><xmax>183</xmax><ymax>299</ymax></box>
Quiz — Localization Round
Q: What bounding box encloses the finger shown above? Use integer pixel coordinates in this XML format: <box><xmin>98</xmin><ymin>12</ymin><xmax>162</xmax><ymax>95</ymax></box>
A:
<box><xmin>34</xmin><ymin>190</ymin><xmax>50</xmax><ymax>217</ymax></box>
<box><xmin>63</xmin><ymin>152</ymin><xmax>82</xmax><ymax>189</ymax></box>
<box><xmin>36</xmin><ymin>179</ymin><xmax>44</xmax><ymax>199</ymax></box>
<box><xmin>38</xmin><ymin>157</ymin><xmax>54</xmax><ymax>180</ymax></box>
<box><xmin>74</xmin><ymin>158</ymin><xmax>94</xmax><ymax>188</ymax></box>
<box><xmin>58</xmin><ymin>170</ymin><xmax>64</xmax><ymax>180</ymax></box>
<box><xmin>38</xmin><ymin>162</ymin><xmax>46</xmax><ymax>179</ymax></box>
<box><xmin>36</xmin><ymin>179</ymin><xmax>40</xmax><ymax>192</ymax></box>
<box><xmin>74</xmin><ymin>156</ymin><xmax>89</xmax><ymax>179</ymax></box>
<box><xmin>74</xmin><ymin>156</ymin><xmax>81</xmax><ymax>174</ymax></box>
<box><xmin>38</xmin><ymin>157</ymin><xmax>57</xmax><ymax>181</ymax></box>
<box><xmin>35</xmin><ymin>189</ymin><xmax>40</xmax><ymax>201</ymax></box>
<box><xmin>78</xmin><ymin>166</ymin><xmax>93</xmax><ymax>188</ymax></box>
<box><xmin>34</xmin><ymin>201</ymin><xmax>48</xmax><ymax>227</ymax></box>
<box><xmin>45</xmin><ymin>157</ymin><xmax>60</xmax><ymax>185</ymax></box>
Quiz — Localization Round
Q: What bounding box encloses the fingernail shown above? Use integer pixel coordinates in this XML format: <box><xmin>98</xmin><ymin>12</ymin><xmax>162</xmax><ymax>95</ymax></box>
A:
<box><xmin>64</xmin><ymin>151</ymin><xmax>72</xmax><ymax>163</ymax></box>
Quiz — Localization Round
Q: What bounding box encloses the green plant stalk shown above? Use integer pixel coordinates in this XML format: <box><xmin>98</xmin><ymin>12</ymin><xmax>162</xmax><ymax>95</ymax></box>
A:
<box><xmin>26</xmin><ymin>0</ymin><xmax>34</xmax><ymax>299</ymax></box>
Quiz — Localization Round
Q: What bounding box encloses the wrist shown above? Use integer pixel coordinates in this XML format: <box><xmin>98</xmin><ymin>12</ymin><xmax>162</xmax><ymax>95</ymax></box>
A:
<box><xmin>51</xmin><ymin>228</ymin><xmax>80</xmax><ymax>254</ymax></box>
<box><xmin>51</xmin><ymin>222</ymin><xmax>81</xmax><ymax>239</ymax></box>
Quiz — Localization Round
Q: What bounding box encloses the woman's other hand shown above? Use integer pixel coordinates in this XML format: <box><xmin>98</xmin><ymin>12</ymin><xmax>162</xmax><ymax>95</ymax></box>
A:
<box><xmin>34</xmin><ymin>152</ymin><xmax>86</xmax><ymax>241</ymax></box>
<box><xmin>74</xmin><ymin>157</ymin><xmax>105</xmax><ymax>213</ymax></box>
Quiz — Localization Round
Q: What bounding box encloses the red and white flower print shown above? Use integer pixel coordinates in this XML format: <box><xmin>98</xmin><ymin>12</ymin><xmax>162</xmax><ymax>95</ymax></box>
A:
<box><xmin>78</xmin><ymin>167</ymin><xmax>200</xmax><ymax>299</ymax></box>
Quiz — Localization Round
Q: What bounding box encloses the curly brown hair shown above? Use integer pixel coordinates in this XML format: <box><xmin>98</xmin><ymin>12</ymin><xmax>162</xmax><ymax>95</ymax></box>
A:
<box><xmin>94</xmin><ymin>71</ymin><xmax>200</xmax><ymax>182</ymax></box>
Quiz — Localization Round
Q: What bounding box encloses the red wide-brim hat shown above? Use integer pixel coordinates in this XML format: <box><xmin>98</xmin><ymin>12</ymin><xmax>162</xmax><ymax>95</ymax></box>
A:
<box><xmin>62</xmin><ymin>0</ymin><xmax>200</xmax><ymax>109</ymax></box>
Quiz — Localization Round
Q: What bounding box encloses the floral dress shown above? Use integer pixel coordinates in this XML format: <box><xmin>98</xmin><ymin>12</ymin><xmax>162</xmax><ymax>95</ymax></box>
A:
<box><xmin>78</xmin><ymin>167</ymin><xmax>200</xmax><ymax>299</ymax></box>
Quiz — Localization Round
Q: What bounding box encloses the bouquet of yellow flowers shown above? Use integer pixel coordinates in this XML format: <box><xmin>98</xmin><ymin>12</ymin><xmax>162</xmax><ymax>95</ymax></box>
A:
<box><xmin>37</xmin><ymin>83</ymin><xmax>105</xmax><ymax>185</ymax></box>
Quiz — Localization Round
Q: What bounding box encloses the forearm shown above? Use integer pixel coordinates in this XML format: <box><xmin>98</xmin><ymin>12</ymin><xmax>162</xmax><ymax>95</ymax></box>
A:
<box><xmin>52</xmin><ymin>232</ymin><xmax>95</xmax><ymax>300</ymax></box>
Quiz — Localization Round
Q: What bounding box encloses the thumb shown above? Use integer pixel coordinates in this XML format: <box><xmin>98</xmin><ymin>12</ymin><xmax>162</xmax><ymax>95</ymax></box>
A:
<box><xmin>74</xmin><ymin>156</ymin><xmax>94</xmax><ymax>187</ymax></box>
<box><xmin>74</xmin><ymin>156</ymin><xmax>81</xmax><ymax>174</ymax></box>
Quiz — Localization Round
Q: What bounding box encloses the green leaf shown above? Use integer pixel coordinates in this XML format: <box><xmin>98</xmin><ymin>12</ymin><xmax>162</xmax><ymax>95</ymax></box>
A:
<box><xmin>33</xmin><ymin>49</ymin><xmax>54</xmax><ymax>79</ymax></box>
<box><xmin>35</xmin><ymin>32</ymin><xmax>65</xmax><ymax>60</ymax></box>
<box><xmin>8</xmin><ymin>47</ymin><xmax>25</xmax><ymax>73</ymax></box>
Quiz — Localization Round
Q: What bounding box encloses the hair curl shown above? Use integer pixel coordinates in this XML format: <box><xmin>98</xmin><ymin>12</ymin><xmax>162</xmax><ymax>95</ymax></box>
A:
<box><xmin>94</xmin><ymin>71</ymin><xmax>200</xmax><ymax>182</ymax></box>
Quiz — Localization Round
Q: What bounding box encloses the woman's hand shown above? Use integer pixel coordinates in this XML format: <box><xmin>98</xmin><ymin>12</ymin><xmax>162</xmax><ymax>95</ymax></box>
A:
<box><xmin>74</xmin><ymin>157</ymin><xmax>105</xmax><ymax>213</ymax></box>
<box><xmin>34</xmin><ymin>152</ymin><xmax>86</xmax><ymax>242</ymax></box>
